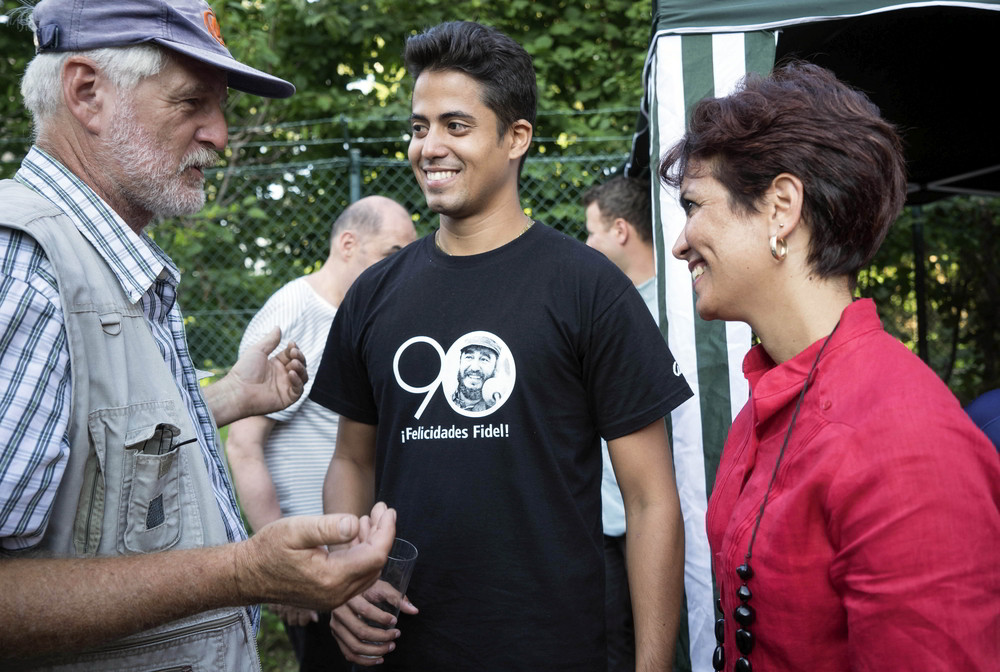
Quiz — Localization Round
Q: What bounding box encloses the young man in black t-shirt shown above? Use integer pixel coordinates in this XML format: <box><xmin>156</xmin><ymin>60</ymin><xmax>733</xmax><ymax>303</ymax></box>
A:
<box><xmin>312</xmin><ymin>20</ymin><xmax>692</xmax><ymax>672</ymax></box>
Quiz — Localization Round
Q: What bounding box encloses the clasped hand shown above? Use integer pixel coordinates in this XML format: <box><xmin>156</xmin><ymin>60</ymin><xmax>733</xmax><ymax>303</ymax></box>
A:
<box><xmin>329</xmin><ymin>503</ymin><xmax>419</xmax><ymax>666</ymax></box>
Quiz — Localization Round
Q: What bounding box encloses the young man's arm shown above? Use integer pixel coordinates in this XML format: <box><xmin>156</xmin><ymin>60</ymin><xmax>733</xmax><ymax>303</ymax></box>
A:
<box><xmin>0</xmin><ymin>511</ymin><xmax>395</xmax><ymax>659</ymax></box>
<box><xmin>323</xmin><ymin>416</ymin><xmax>377</xmax><ymax>520</ymax></box>
<box><xmin>608</xmin><ymin>418</ymin><xmax>684</xmax><ymax>672</ymax></box>
<box><xmin>324</xmin><ymin>417</ymin><xmax>418</xmax><ymax>666</ymax></box>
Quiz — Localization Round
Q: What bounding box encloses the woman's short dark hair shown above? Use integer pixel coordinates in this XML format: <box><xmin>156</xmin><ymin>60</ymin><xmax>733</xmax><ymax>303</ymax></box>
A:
<box><xmin>403</xmin><ymin>21</ymin><xmax>537</xmax><ymax>140</ymax></box>
<box><xmin>658</xmin><ymin>61</ymin><xmax>906</xmax><ymax>279</ymax></box>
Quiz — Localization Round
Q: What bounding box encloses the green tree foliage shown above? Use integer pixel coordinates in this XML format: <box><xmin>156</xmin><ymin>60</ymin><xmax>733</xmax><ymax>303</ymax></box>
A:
<box><xmin>0</xmin><ymin>2</ymin><xmax>36</xmax><ymax>165</ymax></box>
<box><xmin>859</xmin><ymin>197</ymin><xmax>1000</xmax><ymax>404</ymax></box>
<box><xmin>2</xmin><ymin>0</ymin><xmax>649</xmax><ymax>170</ymax></box>
<box><xmin>200</xmin><ymin>0</ymin><xmax>653</xmax><ymax>167</ymax></box>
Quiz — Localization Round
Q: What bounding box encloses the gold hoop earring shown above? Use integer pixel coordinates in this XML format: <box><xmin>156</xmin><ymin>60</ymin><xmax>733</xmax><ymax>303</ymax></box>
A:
<box><xmin>770</xmin><ymin>235</ymin><xmax>787</xmax><ymax>261</ymax></box>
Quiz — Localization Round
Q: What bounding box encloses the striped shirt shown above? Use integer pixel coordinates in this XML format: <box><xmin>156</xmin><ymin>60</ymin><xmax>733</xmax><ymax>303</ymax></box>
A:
<box><xmin>0</xmin><ymin>147</ymin><xmax>256</xmax><ymax>626</ymax></box>
<box><xmin>238</xmin><ymin>276</ymin><xmax>340</xmax><ymax>519</ymax></box>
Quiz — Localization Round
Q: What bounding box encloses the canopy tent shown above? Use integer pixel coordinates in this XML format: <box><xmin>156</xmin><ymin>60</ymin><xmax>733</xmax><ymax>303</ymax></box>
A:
<box><xmin>624</xmin><ymin>3</ymin><xmax>1000</xmax><ymax>670</ymax></box>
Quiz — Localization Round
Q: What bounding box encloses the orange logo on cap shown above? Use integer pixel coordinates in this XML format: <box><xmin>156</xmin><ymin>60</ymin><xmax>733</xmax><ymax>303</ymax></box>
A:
<box><xmin>203</xmin><ymin>11</ymin><xmax>226</xmax><ymax>46</ymax></box>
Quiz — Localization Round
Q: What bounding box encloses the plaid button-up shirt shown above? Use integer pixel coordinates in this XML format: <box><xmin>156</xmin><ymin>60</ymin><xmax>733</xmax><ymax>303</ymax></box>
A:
<box><xmin>0</xmin><ymin>147</ymin><xmax>257</xmax><ymax>626</ymax></box>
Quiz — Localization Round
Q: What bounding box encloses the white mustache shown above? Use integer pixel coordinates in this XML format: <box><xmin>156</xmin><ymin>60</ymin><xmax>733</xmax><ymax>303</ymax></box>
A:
<box><xmin>178</xmin><ymin>148</ymin><xmax>221</xmax><ymax>174</ymax></box>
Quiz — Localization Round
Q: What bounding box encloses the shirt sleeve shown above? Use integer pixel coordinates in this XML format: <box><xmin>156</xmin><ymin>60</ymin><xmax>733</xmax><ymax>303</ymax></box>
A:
<box><xmin>587</xmin><ymin>280</ymin><xmax>692</xmax><ymax>441</ymax></box>
<box><xmin>827</xmin><ymin>418</ymin><xmax>1000</xmax><ymax>668</ymax></box>
<box><xmin>238</xmin><ymin>283</ymin><xmax>306</xmax><ymax>423</ymax></box>
<box><xmin>0</xmin><ymin>229</ymin><xmax>72</xmax><ymax>551</ymax></box>
<box><xmin>310</xmin><ymin>285</ymin><xmax>378</xmax><ymax>426</ymax></box>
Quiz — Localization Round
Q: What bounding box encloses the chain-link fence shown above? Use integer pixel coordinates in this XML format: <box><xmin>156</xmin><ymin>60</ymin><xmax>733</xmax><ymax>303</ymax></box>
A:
<box><xmin>158</xmin><ymin>144</ymin><xmax>631</xmax><ymax>370</ymax></box>
<box><xmin>0</xmin><ymin>107</ymin><xmax>637</xmax><ymax>370</ymax></box>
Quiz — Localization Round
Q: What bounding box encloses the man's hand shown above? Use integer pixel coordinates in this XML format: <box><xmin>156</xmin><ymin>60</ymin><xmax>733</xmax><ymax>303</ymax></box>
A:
<box><xmin>0</xmin><ymin>508</ymin><xmax>392</xmax><ymax>658</ymax></box>
<box><xmin>233</xmin><ymin>507</ymin><xmax>396</xmax><ymax>613</ymax></box>
<box><xmin>328</xmin><ymin>503</ymin><xmax>419</xmax><ymax>666</ymax></box>
<box><xmin>205</xmin><ymin>327</ymin><xmax>308</xmax><ymax>427</ymax></box>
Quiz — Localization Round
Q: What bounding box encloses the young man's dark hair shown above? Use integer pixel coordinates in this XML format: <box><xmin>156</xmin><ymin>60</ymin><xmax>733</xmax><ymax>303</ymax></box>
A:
<box><xmin>404</xmin><ymin>21</ymin><xmax>537</xmax><ymax>141</ymax></box>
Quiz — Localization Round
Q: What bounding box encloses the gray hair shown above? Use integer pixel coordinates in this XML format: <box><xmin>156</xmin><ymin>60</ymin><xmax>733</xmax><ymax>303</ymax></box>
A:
<box><xmin>21</xmin><ymin>42</ymin><xmax>166</xmax><ymax>140</ymax></box>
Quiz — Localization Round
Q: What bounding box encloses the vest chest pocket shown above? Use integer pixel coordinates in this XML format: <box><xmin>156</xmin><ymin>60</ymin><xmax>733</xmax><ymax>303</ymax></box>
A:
<box><xmin>121</xmin><ymin>422</ymin><xmax>185</xmax><ymax>553</ymax></box>
<box><xmin>87</xmin><ymin>403</ymin><xmax>200</xmax><ymax>555</ymax></box>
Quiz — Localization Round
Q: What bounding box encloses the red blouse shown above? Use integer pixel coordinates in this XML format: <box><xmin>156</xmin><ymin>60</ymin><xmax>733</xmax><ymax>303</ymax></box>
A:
<box><xmin>707</xmin><ymin>299</ymin><xmax>1000</xmax><ymax>671</ymax></box>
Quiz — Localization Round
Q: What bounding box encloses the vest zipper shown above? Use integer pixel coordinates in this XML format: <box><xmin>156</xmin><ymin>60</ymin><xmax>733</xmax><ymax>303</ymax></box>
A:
<box><xmin>82</xmin><ymin>610</ymin><xmax>248</xmax><ymax>655</ymax></box>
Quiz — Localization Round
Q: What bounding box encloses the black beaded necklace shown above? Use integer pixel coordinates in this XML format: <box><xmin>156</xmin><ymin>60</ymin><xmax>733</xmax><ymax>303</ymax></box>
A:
<box><xmin>712</xmin><ymin>319</ymin><xmax>841</xmax><ymax>672</ymax></box>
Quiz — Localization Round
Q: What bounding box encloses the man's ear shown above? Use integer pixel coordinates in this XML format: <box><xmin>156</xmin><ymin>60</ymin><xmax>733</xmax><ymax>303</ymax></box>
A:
<box><xmin>612</xmin><ymin>217</ymin><xmax>630</xmax><ymax>245</ymax></box>
<box><xmin>507</xmin><ymin>119</ymin><xmax>533</xmax><ymax>160</ymax></box>
<box><xmin>335</xmin><ymin>230</ymin><xmax>358</xmax><ymax>260</ymax></box>
<box><xmin>62</xmin><ymin>56</ymin><xmax>113</xmax><ymax>135</ymax></box>
<box><xmin>768</xmin><ymin>173</ymin><xmax>805</xmax><ymax>238</ymax></box>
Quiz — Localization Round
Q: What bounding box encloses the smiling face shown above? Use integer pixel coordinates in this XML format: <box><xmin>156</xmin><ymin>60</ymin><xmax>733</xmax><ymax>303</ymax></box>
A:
<box><xmin>407</xmin><ymin>69</ymin><xmax>522</xmax><ymax>224</ymax></box>
<box><xmin>98</xmin><ymin>53</ymin><xmax>227</xmax><ymax>228</ymax></box>
<box><xmin>671</xmin><ymin>160</ymin><xmax>772</xmax><ymax>323</ymax></box>
<box><xmin>457</xmin><ymin>345</ymin><xmax>499</xmax><ymax>397</ymax></box>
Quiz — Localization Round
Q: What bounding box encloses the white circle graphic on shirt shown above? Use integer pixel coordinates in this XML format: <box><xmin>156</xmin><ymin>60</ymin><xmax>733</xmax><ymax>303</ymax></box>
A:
<box><xmin>393</xmin><ymin>332</ymin><xmax>515</xmax><ymax>419</ymax></box>
<box><xmin>442</xmin><ymin>331</ymin><xmax>515</xmax><ymax>418</ymax></box>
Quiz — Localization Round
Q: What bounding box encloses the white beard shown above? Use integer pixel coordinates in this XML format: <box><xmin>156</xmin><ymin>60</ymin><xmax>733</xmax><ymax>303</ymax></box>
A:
<box><xmin>100</xmin><ymin>99</ymin><xmax>219</xmax><ymax>221</ymax></box>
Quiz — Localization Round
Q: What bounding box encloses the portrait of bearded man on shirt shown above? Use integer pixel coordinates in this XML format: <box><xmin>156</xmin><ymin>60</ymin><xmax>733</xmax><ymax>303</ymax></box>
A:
<box><xmin>451</xmin><ymin>335</ymin><xmax>502</xmax><ymax>412</ymax></box>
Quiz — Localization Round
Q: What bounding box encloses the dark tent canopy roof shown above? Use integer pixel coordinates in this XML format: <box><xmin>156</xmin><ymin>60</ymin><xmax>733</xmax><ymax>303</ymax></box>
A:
<box><xmin>641</xmin><ymin>1</ymin><xmax>1000</xmax><ymax>204</ymax></box>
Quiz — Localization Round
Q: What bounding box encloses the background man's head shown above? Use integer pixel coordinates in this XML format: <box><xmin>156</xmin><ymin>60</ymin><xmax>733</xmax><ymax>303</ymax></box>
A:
<box><xmin>330</xmin><ymin>196</ymin><xmax>416</xmax><ymax>284</ymax></box>
<box><xmin>582</xmin><ymin>176</ymin><xmax>653</xmax><ymax>279</ymax></box>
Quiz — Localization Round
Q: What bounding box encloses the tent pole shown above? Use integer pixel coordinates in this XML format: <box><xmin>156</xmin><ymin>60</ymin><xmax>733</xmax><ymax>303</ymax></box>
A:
<box><xmin>912</xmin><ymin>205</ymin><xmax>929</xmax><ymax>362</ymax></box>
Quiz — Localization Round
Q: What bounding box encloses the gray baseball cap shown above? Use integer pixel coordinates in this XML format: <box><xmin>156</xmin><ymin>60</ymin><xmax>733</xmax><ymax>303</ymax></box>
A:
<box><xmin>31</xmin><ymin>0</ymin><xmax>295</xmax><ymax>99</ymax></box>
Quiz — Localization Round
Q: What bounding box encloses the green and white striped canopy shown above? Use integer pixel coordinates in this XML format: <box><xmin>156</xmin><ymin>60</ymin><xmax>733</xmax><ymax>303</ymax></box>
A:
<box><xmin>630</xmin><ymin>3</ymin><xmax>1000</xmax><ymax>670</ymax></box>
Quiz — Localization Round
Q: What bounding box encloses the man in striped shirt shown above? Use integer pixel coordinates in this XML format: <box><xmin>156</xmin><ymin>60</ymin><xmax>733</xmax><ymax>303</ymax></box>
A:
<box><xmin>227</xmin><ymin>195</ymin><xmax>415</xmax><ymax>671</ymax></box>
<box><xmin>0</xmin><ymin>0</ymin><xmax>395</xmax><ymax>666</ymax></box>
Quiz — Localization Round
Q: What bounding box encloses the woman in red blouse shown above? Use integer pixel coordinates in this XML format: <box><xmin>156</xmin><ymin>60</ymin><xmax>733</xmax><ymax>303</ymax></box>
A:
<box><xmin>658</xmin><ymin>61</ymin><xmax>999</xmax><ymax>671</ymax></box>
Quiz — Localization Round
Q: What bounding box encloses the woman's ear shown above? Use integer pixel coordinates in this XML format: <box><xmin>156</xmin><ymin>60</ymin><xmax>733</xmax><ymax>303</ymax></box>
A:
<box><xmin>768</xmin><ymin>173</ymin><xmax>805</xmax><ymax>238</ymax></box>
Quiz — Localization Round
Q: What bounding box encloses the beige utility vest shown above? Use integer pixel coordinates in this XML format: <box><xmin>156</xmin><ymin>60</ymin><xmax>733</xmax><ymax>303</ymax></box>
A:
<box><xmin>1</xmin><ymin>181</ymin><xmax>260</xmax><ymax>671</ymax></box>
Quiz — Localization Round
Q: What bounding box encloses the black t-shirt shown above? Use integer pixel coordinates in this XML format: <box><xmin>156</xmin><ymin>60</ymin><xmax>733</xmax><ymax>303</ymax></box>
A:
<box><xmin>312</xmin><ymin>222</ymin><xmax>691</xmax><ymax>671</ymax></box>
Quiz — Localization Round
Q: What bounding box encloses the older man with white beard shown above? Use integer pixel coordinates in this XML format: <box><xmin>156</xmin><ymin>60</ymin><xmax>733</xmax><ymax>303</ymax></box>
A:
<box><xmin>0</xmin><ymin>0</ymin><xmax>396</xmax><ymax>669</ymax></box>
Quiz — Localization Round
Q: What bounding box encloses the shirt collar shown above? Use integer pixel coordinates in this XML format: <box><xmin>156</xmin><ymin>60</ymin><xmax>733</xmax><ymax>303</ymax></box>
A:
<box><xmin>635</xmin><ymin>275</ymin><xmax>657</xmax><ymax>307</ymax></box>
<box><xmin>14</xmin><ymin>146</ymin><xmax>181</xmax><ymax>303</ymax></box>
<box><xmin>742</xmin><ymin>298</ymin><xmax>882</xmax><ymax>426</ymax></box>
